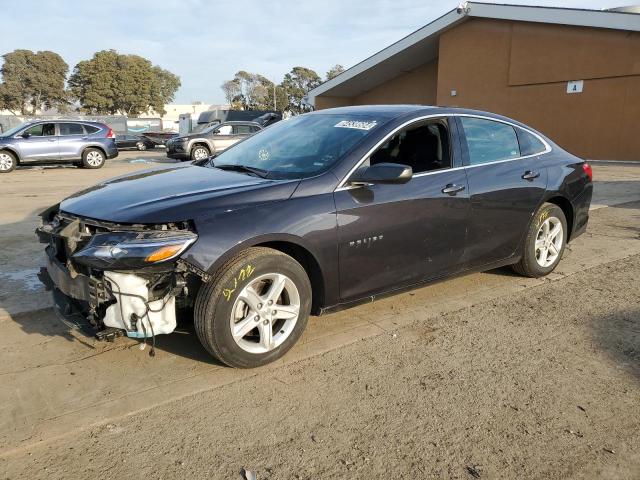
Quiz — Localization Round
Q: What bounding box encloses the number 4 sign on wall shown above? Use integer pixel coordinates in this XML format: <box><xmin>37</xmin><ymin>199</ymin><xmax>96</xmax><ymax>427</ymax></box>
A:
<box><xmin>567</xmin><ymin>80</ymin><xmax>584</xmax><ymax>94</ymax></box>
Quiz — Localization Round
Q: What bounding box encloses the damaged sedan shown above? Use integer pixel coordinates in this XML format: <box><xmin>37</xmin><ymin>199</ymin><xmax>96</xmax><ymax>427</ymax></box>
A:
<box><xmin>37</xmin><ymin>105</ymin><xmax>593</xmax><ymax>368</ymax></box>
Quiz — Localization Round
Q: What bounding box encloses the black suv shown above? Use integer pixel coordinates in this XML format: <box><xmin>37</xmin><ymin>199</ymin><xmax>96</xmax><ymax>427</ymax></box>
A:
<box><xmin>37</xmin><ymin>106</ymin><xmax>592</xmax><ymax>368</ymax></box>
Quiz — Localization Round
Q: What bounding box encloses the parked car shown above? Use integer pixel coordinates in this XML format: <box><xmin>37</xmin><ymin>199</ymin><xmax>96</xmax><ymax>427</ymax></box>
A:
<box><xmin>36</xmin><ymin>106</ymin><xmax>593</xmax><ymax>368</ymax></box>
<box><xmin>115</xmin><ymin>134</ymin><xmax>157</xmax><ymax>151</ymax></box>
<box><xmin>165</xmin><ymin>121</ymin><xmax>262</xmax><ymax>161</ymax></box>
<box><xmin>0</xmin><ymin>120</ymin><xmax>118</xmax><ymax>173</ymax></box>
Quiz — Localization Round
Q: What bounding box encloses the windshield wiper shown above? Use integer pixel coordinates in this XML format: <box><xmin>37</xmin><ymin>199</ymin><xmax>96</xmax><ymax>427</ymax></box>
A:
<box><xmin>213</xmin><ymin>163</ymin><xmax>269</xmax><ymax>178</ymax></box>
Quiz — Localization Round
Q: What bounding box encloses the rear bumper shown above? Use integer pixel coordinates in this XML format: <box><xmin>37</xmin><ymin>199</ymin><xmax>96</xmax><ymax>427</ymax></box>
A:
<box><xmin>570</xmin><ymin>182</ymin><xmax>593</xmax><ymax>241</ymax></box>
<box><xmin>105</xmin><ymin>146</ymin><xmax>119</xmax><ymax>159</ymax></box>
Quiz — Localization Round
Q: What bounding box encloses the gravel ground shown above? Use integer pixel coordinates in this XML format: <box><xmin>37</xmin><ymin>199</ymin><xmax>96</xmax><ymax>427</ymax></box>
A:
<box><xmin>2</xmin><ymin>253</ymin><xmax>638</xmax><ymax>480</ymax></box>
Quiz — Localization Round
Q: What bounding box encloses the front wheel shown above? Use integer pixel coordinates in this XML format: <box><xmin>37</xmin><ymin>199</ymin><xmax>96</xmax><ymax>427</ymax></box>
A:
<box><xmin>190</xmin><ymin>145</ymin><xmax>210</xmax><ymax>161</ymax></box>
<box><xmin>0</xmin><ymin>151</ymin><xmax>17</xmax><ymax>173</ymax></box>
<box><xmin>81</xmin><ymin>148</ymin><xmax>105</xmax><ymax>169</ymax></box>
<box><xmin>512</xmin><ymin>202</ymin><xmax>567</xmax><ymax>278</ymax></box>
<box><xmin>194</xmin><ymin>247</ymin><xmax>312</xmax><ymax>368</ymax></box>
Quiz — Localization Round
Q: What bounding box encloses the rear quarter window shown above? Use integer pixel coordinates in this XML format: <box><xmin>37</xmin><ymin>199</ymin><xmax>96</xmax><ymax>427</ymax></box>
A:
<box><xmin>516</xmin><ymin>128</ymin><xmax>548</xmax><ymax>156</ymax></box>
<box><xmin>84</xmin><ymin>125</ymin><xmax>100</xmax><ymax>134</ymax></box>
<box><xmin>233</xmin><ymin>125</ymin><xmax>254</xmax><ymax>134</ymax></box>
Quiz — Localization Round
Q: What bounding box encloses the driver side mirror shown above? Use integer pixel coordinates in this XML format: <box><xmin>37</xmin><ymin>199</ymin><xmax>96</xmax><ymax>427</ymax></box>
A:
<box><xmin>350</xmin><ymin>162</ymin><xmax>413</xmax><ymax>186</ymax></box>
<box><xmin>21</xmin><ymin>132</ymin><xmax>31</xmax><ymax>139</ymax></box>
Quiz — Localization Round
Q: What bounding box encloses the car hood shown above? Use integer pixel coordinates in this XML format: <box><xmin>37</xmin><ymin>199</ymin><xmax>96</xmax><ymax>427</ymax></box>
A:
<box><xmin>171</xmin><ymin>133</ymin><xmax>206</xmax><ymax>142</ymax></box>
<box><xmin>60</xmin><ymin>164</ymin><xmax>299</xmax><ymax>224</ymax></box>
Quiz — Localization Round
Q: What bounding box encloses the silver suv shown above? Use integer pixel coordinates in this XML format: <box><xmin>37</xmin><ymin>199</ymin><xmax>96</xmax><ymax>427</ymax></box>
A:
<box><xmin>165</xmin><ymin>121</ymin><xmax>262</xmax><ymax>161</ymax></box>
<box><xmin>0</xmin><ymin>120</ymin><xmax>119</xmax><ymax>173</ymax></box>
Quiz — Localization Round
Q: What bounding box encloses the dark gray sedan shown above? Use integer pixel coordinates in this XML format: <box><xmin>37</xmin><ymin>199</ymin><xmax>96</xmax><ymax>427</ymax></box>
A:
<box><xmin>37</xmin><ymin>106</ymin><xmax>592</xmax><ymax>368</ymax></box>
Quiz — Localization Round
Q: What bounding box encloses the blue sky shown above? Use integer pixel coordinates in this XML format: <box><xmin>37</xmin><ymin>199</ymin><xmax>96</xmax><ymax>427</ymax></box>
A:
<box><xmin>1</xmin><ymin>0</ymin><xmax>621</xmax><ymax>104</ymax></box>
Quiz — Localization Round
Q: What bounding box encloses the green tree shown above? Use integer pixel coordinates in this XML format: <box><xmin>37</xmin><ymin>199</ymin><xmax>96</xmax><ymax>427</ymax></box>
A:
<box><xmin>280</xmin><ymin>66</ymin><xmax>321</xmax><ymax>114</ymax></box>
<box><xmin>221</xmin><ymin>78</ymin><xmax>242</xmax><ymax>108</ymax></box>
<box><xmin>221</xmin><ymin>71</ymin><xmax>276</xmax><ymax>110</ymax></box>
<box><xmin>326</xmin><ymin>64</ymin><xmax>345</xmax><ymax>81</ymax></box>
<box><xmin>69</xmin><ymin>50</ymin><xmax>180</xmax><ymax>116</ymax></box>
<box><xmin>0</xmin><ymin>49</ymin><xmax>68</xmax><ymax>114</ymax></box>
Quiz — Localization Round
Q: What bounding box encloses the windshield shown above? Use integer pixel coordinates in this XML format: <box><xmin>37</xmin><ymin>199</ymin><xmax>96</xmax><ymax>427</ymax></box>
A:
<box><xmin>0</xmin><ymin>122</ymin><xmax>30</xmax><ymax>137</ymax></box>
<box><xmin>208</xmin><ymin>113</ymin><xmax>384</xmax><ymax>179</ymax></box>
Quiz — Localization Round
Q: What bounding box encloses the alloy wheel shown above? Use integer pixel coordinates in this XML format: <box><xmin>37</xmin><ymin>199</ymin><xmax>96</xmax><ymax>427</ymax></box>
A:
<box><xmin>229</xmin><ymin>273</ymin><xmax>301</xmax><ymax>354</ymax></box>
<box><xmin>137</xmin><ymin>142</ymin><xmax>146</xmax><ymax>151</ymax></box>
<box><xmin>193</xmin><ymin>147</ymin><xmax>209</xmax><ymax>160</ymax></box>
<box><xmin>86</xmin><ymin>151</ymin><xmax>104</xmax><ymax>167</ymax></box>
<box><xmin>0</xmin><ymin>153</ymin><xmax>14</xmax><ymax>171</ymax></box>
<box><xmin>535</xmin><ymin>216</ymin><xmax>563</xmax><ymax>267</ymax></box>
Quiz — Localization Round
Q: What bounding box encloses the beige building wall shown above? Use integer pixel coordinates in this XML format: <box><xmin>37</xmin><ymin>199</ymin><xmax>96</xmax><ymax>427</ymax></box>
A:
<box><xmin>437</xmin><ymin>18</ymin><xmax>640</xmax><ymax>160</ymax></box>
<box><xmin>352</xmin><ymin>60</ymin><xmax>438</xmax><ymax>105</ymax></box>
<box><xmin>315</xmin><ymin>18</ymin><xmax>640</xmax><ymax>160</ymax></box>
<box><xmin>315</xmin><ymin>96</ymin><xmax>351</xmax><ymax>110</ymax></box>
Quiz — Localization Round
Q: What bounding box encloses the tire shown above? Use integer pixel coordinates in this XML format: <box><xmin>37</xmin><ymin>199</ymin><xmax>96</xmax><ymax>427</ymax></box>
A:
<box><xmin>194</xmin><ymin>247</ymin><xmax>312</xmax><ymax>368</ymax></box>
<box><xmin>0</xmin><ymin>150</ymin><xmax>17</xmax><ymax>173</ymax></box>
<box><xmin>81</xmin><ymin>148</ymin><xmax>106</xmax><ymax>169</ymax></box>
<box><xmin>190</xmin><ymin>145</ymin><xmax>210</xmax><ymax>161</ymax></box>
<box><xmin>136</xmin><ymin>142</ymin><xmax>147</xmax><ymax>151</ymax></box>
<box><xmin>512</xmin><ymin>202</ymin><xmax>567</xmax><ymax>278</ymax></box>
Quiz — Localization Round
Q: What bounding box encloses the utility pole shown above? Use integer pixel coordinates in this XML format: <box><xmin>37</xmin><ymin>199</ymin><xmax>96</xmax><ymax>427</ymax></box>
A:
<box><xmin>273</xmin><ymin>79</ymin><xmax>277</xmax><ymax>110</ymax></box>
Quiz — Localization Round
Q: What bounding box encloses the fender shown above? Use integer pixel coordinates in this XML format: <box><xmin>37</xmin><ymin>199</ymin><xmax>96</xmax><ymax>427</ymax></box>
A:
<box><xmin>0</xmin><ymin>145</ymin><xmax>21</xmax><ymax>161</ymax></box>
<box><xmin>182</xmin><ymin>191</ymin><xmax>340</xmax><ymax>308</ymax></box>
<box><xmin>185</xmin><ymin>137</ymin><xmax>214</xmax><ymax>155</ymax></box>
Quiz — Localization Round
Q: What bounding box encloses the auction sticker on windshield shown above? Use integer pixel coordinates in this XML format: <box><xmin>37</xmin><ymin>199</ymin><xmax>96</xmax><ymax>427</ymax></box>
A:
<box><xmin>334</xmin><ymin>120</ymin><xmax>378</xmax><ymax>131</ymax></box>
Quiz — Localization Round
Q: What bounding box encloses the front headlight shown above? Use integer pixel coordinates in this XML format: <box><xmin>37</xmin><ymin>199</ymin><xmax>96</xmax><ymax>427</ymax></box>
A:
<box><xmin>73</xmin><ymin>230</ymin><xmax>197</xmax><ymax>269</ymax></box>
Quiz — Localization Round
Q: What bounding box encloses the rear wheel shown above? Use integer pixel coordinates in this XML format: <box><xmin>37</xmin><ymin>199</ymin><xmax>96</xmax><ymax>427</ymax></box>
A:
<box><xmin>512</xmin><ymin>202</ymin><xmax>567</xmax><ymax>277</ymax></box>
<box><xmin>0</xmin><ymin>151</ymin><xmax>16</xmax><ymax>173</ymax></box>
<box><xmin>81</xmin><ymin>148</ymin><xmax>105</xmax><ymax>169</ymax></box>
<box><xmin>194</xmin><ymin>247</ymin><xmax>312</xmax><ymax>368</ymax></box>
<box><xmin>136</xmin><ymin>141</ymin><xmax>147</xmax><ymax>151</ymax></box>
<box><xmin>190</xmin><ymin>145</ymin><xmax>210</xmax><ymax>161</ymax></box>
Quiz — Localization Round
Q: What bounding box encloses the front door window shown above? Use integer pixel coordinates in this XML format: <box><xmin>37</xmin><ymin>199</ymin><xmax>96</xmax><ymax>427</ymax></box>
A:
<box><xmin>23</xmin><ymin>123</ymin><xmax>55</xmax><ymax>137</ymax></box>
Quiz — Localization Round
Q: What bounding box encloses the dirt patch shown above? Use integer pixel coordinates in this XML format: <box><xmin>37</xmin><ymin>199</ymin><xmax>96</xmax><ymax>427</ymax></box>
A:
<box><xmin>2</xmin><ymin>254</ymin><xmax>639</xmax><ymax>479</ymax></box>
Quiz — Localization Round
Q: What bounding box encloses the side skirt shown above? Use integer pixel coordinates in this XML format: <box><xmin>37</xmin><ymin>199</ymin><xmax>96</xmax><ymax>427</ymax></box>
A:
<box><xmin>317</xmin><ymin>255</ymin><xmax>520</xmax><ymax>316</ymax></box>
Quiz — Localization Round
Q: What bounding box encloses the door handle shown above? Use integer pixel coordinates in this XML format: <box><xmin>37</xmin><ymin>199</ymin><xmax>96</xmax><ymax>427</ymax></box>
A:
<box><xmin>442</xmin><ymin>184</ymin><xmax>466</xmax><ymax>195</ymax></box>
<box><xmin>522</xmin><ymin>170</ymin><xmax>540</xmax><ymax>181</ymax></box>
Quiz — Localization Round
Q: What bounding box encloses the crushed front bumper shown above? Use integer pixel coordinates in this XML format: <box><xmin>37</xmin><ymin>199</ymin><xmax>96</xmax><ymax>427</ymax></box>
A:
<box><xmin>36</xmin><ymin>212</ymin><xmax>189</xmax><ymax>341</ymax></box>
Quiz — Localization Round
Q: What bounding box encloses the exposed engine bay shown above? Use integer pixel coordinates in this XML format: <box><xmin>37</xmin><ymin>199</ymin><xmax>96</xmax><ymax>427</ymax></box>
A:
<box><xmin>36</xmin><ymin>205</ymin><xmax>207</xmax><ymax>354</ymax></box>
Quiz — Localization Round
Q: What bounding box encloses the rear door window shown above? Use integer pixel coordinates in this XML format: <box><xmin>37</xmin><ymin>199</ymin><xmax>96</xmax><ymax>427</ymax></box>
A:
<box><xmin>59</xmin><ymin>123</ymin><xmax>85</xmax><ymax>136</ymax></box>
<box><xmin>233</xmin><ymin>124</ymin><xmax>254</xmax><ymax>135</ymax></box>
<box><xmin>516</xmin><ymin>128</ymin><xmax>547</xmax><ymax>156</ymax></box>
<box><xmin>460</xmin><ymin>117</ymin><xmax>520</xmax><ymax>165</ymax></box>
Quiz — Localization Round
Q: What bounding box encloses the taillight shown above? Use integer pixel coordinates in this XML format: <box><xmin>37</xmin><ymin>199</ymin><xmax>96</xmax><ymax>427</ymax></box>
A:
<box><xmin>582</xmin><ymin>162</ymin><xmax>593</xmax><ymax>182</ymax></box>
<box><xmin>106</xmin><ymin>128</ymin><xmax>115</xmax><ymax>139</ymax></box>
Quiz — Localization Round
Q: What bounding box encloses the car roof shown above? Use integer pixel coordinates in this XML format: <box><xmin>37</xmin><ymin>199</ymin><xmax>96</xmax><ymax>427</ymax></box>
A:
<box><xmin>220</xmin><ymin>121</ymin><xmax>261</xmax><ymax>126</ymax></box>
<box><xmin>312</xmin><ymin>105</ymin><xmax>539</xmax><ymax>131</ymax></box>
<box><xmin>26</xmin><ymin>119</ymin><xmax>106</xmax><ymax>126</ymax></box>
